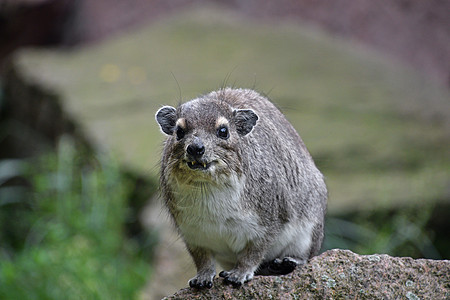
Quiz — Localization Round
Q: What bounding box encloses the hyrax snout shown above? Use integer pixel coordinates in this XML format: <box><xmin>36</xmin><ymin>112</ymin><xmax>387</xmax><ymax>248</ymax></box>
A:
<box><xmin>187</xmin><ymin>139</ymin><xmax>205</xmax><ymax>159</ymax></box>
<box><xmin>155</xmin><ymin>88</ymin><xmax>327</xmax><ymax>289</ymax></box>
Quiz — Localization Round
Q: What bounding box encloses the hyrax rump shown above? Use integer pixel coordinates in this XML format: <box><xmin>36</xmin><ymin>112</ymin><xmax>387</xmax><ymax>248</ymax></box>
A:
<box><xmin>155</xmin><ymin>88</ymin><xmax>327</xmax><ymax>289</ymax></box>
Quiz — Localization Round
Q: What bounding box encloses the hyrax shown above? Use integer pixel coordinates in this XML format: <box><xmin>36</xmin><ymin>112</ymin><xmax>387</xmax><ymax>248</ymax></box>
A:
<box><xmin>155</xmin><ymin>88</ymin><xmax>327</xmax><ymax>288</ymax></box>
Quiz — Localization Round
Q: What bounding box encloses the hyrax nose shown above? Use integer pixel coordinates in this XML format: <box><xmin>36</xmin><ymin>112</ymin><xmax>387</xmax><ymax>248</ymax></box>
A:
<box><xmin>187</xmin><ymin>141</ymin><xmax>205</xmax><ymax>158</ymax></box>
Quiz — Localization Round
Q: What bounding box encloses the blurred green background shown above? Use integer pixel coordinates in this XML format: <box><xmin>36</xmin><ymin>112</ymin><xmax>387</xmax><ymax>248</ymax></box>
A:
<box><xmin>1</xmin><ymin>4</ymin><xmax>449</xmax><ymax>300</ymax></box>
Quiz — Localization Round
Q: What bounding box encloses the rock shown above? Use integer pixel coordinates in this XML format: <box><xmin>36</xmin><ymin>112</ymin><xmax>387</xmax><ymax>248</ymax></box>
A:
<box><xmin>163</xmin><ymin>249</ymin><xmax>449</xmax><ymax>299</ymax></box>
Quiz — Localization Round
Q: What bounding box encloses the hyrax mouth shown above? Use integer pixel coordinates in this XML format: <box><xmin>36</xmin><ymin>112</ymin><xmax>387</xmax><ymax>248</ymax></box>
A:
<box><xmin>186</xmin><ymin>160</ymin><xmax>211</xmax><ymax>171</ymax></box>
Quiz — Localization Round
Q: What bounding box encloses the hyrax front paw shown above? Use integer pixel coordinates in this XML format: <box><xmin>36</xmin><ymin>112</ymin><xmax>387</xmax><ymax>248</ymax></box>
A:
<box><xmin>219</xmin><ymin>269</ymin><xmax>254</xmax><ymax>288</ymax></box>
<box><xmin>188</xmin><ymin>273</ymin><xmax>215</xmax><ymax>289</ymax></box>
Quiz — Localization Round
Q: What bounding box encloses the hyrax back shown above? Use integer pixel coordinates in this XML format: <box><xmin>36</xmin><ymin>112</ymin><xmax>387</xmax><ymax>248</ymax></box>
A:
<box><xmin>156</xmin><ymin>88</ymin><xmax>327</xmax><ymax>289</ymax></box>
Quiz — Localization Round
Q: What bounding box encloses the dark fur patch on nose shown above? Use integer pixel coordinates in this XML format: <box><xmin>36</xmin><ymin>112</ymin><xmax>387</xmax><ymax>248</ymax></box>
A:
<box><xmin>187</xmin><ymin>143</ymin><xmax>205</xmax><ymax>157</ymax></box>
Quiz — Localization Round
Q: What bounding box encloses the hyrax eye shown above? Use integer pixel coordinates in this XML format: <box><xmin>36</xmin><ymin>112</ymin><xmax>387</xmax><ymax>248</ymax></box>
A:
<box><xmin>217</xmin><ymin>126</ymin><xmax>229</xmax><ymax>140</ymax></box>
<box><xmin>176</xmin><ymin>126</ymin><xmax>185</xmax><ymax>140</ymax></box>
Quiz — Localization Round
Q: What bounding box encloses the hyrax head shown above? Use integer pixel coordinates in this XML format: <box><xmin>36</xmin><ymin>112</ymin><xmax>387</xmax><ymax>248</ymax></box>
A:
<box><xmin>156</xmin><ymin>98</ymin><xmax>258</xmax><ymax>181</ymax></box>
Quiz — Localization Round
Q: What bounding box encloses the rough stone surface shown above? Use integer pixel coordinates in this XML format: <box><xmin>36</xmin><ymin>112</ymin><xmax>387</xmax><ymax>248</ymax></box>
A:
<box><xmin>163</xmin><ymin>249</ymin><xmax>449</xmax><ymax>299</ymax></box>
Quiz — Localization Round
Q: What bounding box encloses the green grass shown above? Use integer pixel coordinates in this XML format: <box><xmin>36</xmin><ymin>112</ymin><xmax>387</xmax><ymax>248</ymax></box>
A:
<box><xmin>323</xmin><ymin>204</ymin><xmax>444</xmax><ymax>259</ymax></box>
<box><xmin>0</xmin><ymin>139</ymin><xmax>151</xmax><ymax>299</ymax></box>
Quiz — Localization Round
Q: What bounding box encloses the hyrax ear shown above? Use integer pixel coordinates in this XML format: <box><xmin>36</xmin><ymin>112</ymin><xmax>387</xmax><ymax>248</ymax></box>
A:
<box><xmin>155</xmin><ymin>106</ymin><xmax>177</xmax><ymax>135</ymax></box>
<box><xmin>233</xmin><ymin>109</ymin><xmax>259</xmax><ymax>136</ymax></box>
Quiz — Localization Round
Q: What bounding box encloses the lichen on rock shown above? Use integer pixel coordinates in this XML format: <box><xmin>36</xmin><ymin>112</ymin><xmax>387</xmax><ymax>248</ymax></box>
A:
<box><xmin>163</xmin><ymin>249</ymin><xmax>449</xmax><ymax>299</ymax></box>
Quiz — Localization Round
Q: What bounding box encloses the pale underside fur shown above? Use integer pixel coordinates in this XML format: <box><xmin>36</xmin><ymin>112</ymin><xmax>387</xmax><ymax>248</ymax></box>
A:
<box><xmin>171</xmin><ymin>173</ymin><xmax>313</xmax><ymax>271</ymax></box>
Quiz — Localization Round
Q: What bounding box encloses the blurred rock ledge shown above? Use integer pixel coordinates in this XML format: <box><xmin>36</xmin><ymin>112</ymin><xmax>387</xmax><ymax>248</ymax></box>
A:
<box><xmin>163</xmin><ymin>249</ymin><xmax>450</xmax><ymax>300</ymax></box>
<box><xmin>0</xmin><ymin>59</ymin><xmax>157</xmax><ymax>258</ymax></box>
<box><xmin>0</xmin><ymin>60</ymin><xmax>92</xmax><ymax>159</ymax></box>
<box><xmin>1</xmin><ymin>0</ymin><xmax>448</xmax><ymax>87</ymax></box>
